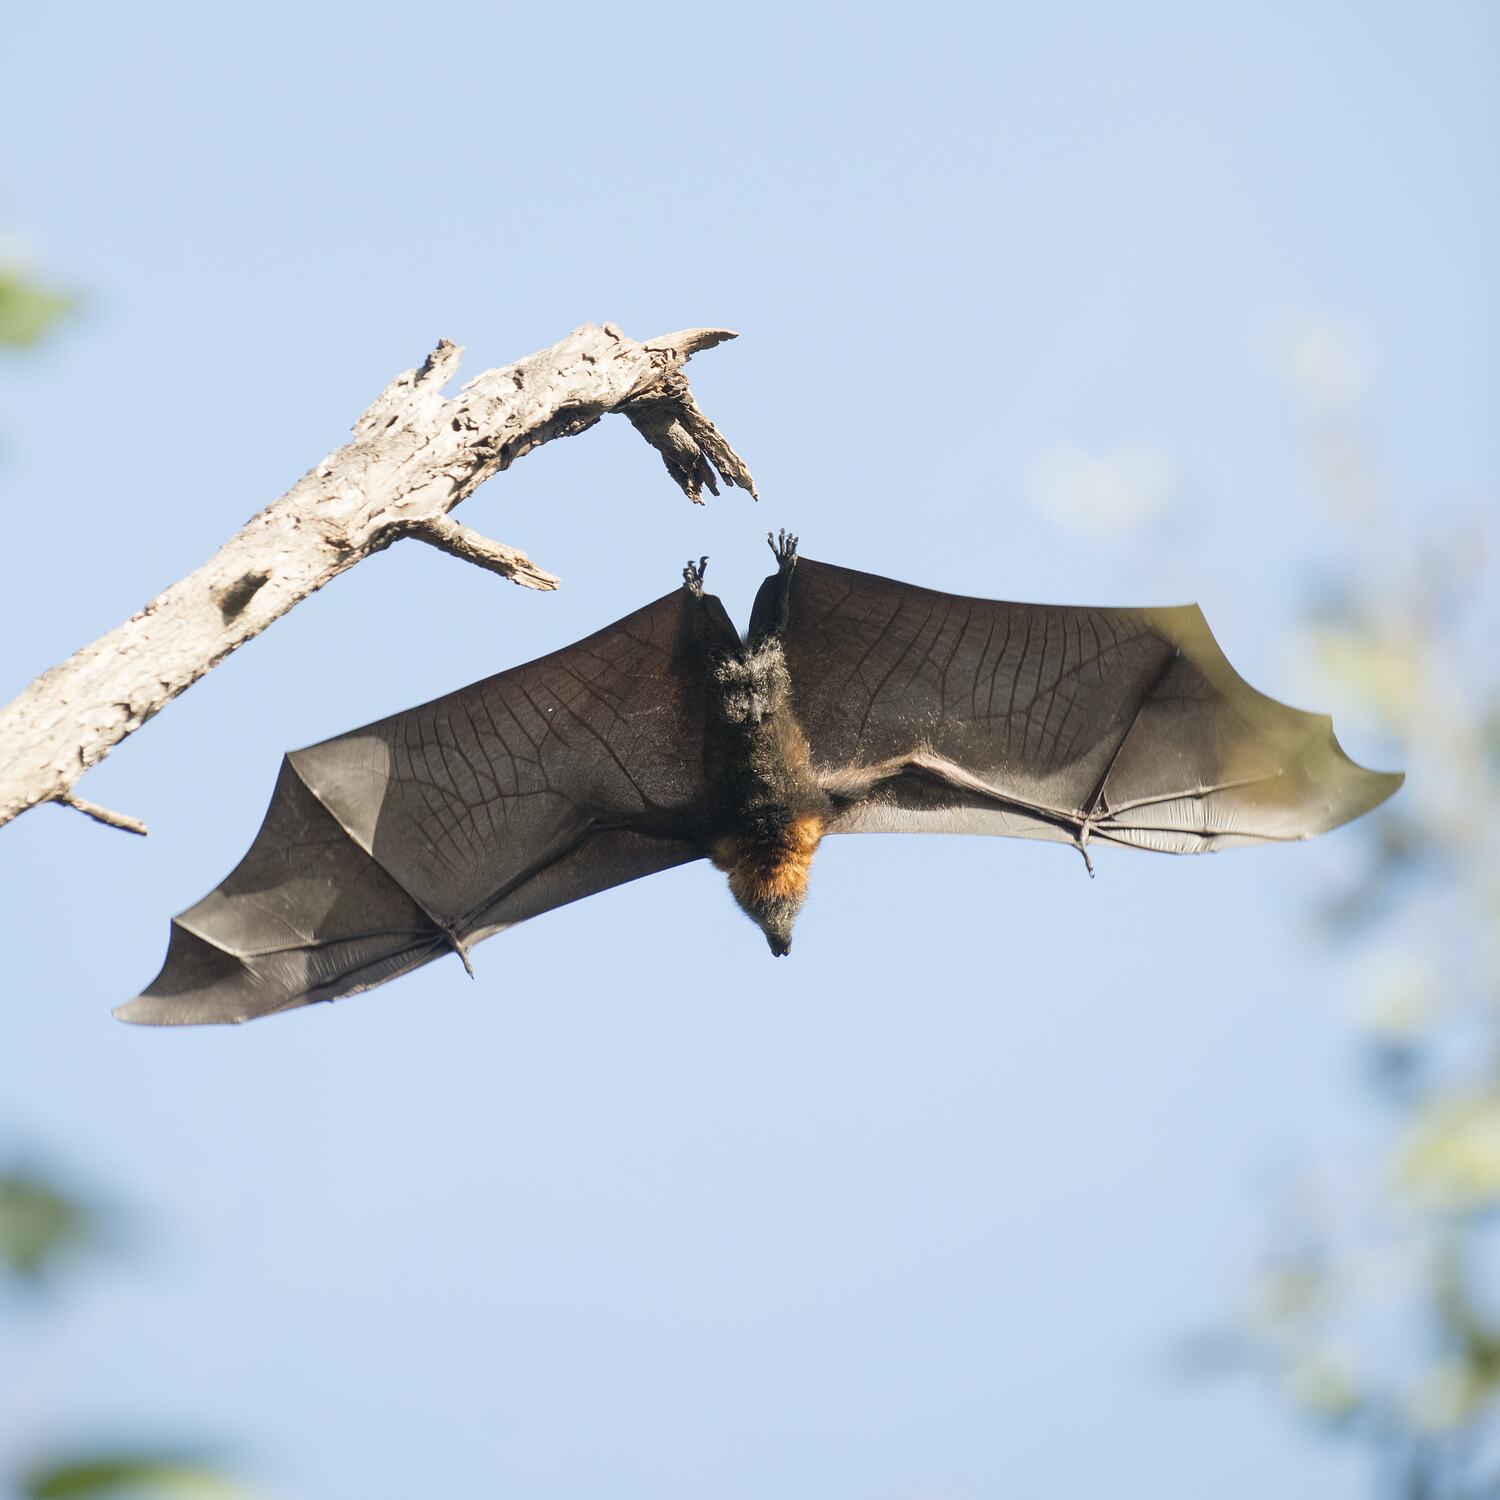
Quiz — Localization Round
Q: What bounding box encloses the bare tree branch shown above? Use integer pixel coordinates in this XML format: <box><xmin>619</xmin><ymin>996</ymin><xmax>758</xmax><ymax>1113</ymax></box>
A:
<box><xmin>621</xmin><ymin>371</ymin><xmax>759</xmax><ymax>503</ymax></box>
<box><xmin>406</xmin><ymin>516</ymin><xmax>560</xmax><ymax>589</ymax></box>
<box><xmin>0</xmin><ymin>321</ymin><xmax>754</xmax><ymax>833</ymax></box>
<box><xmin>54</xmin><ymin>792</ymin><xmax>150</xmax><ymax>838</ymax></box>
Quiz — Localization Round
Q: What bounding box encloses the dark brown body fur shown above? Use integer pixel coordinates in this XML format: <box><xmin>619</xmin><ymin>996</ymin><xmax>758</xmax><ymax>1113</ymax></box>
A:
<box><xmin>692</xmin><ymin>565</ymin><xmax>831</xmax><ymax>954</ymax></box>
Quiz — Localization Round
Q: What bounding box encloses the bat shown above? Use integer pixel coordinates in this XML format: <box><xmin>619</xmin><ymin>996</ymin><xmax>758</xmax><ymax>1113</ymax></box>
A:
<box><xmin>117</xmin><ymin>533</ymin><xmax>1402</xmax><ymax>1025</ymax></box>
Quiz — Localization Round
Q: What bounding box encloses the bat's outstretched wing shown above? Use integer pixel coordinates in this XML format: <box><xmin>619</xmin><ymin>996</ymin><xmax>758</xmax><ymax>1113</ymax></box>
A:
<box><xmin>119</xmin><ymin>588</ymin><xmax>732</xmax><ymax>1025</ymax></box>
<box><xmin>771</xmin><ymin>559</ymin><xmax>1401</xmax><ymax>856</ymax></box>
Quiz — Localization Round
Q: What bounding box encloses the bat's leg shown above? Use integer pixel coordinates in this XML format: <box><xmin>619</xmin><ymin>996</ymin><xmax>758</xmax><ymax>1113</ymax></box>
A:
<box><xmin>1068</xmin><ymin>647</ymin><xmax>1177</xmax><ymax>880</ymax></box>
<box><xmin>1070</xmin><ymin>755</ymin><xmax>1124</xmax><ymax>879</ymax></box>
<box><xmin>751</xmin><ymin>531</ymin><xmax>799</xmax><ymax>643</ymax></box>
<box><xmin>438</xmin><ymin>920</ymin><xmax>478</xmax><ymax>974</ymax></box>
<box><xmin>1073</xmin><ymin>824</ymin><xmax>1097</xmax><ymax>878</ymax></box>
<box><xmin>683</xmin><ymin>556</ymin><xmax>710</xmax><ymax>598</ymax></box>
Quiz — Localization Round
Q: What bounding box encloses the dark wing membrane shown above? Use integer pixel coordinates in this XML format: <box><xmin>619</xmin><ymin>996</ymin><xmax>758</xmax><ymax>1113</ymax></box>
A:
<box><xmin>774</xmin><ymin>558</ymin><xmax>1401</xmax><ymax>854</ymax></box>
<box><xmin>119</xmin><ymin>588</ymin><xmax>721</xmax><ymax>1025</ymax></box>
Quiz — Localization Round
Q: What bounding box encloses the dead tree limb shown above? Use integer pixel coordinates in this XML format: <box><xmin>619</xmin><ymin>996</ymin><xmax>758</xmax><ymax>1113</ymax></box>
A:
<box><xmin>0</xmin><ymin>321</ymin><xmax>755</xmax><ymax>834</ymax></box>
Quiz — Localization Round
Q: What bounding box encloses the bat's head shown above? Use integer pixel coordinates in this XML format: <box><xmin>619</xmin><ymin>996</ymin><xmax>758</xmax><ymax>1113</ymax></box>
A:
<box><xmin>721</xmin><ymin>862</ymin><xmax>806</xmax><ymax>957</ymax></box>
<box><xmin>713</xmin><ymin>814</ymin><xmax>825</xmax><ymax>958</ymax></box>
<box><xmin>752</xmin><ymin>893</ymin><xmax>799</xmax><ymax>957</ymax></box>
<box><xmin>711</xmin><ymin>641</ymin><xmax>791</xmax><ymax>726</ymax></box>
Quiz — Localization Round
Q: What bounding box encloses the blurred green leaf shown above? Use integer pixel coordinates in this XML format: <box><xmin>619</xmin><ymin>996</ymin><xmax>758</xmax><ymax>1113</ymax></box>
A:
<box><xmin>1353</xmin><ymin>952</ymin><xmax>1439</xmax><ymax>1047</ymax></box>
<box><xmin>19</xmin><ymin>1455</ymin><xmax>248</xmax><ymax>1500</ymax></box>
<box><xmin>0</xmin><ymin>272</ymin><xmax>73</xmax><ymax>348</ymax></box>
<box><xmin>1283</xmin><ymin>1353</ymin><xmax>1364</xmax><ymax>1425</ymax></box>
<box><xmin>0</xmin><ymin>1171</ymin><xmax>96</xmax><ymax>1280</ymax></box>
<box><xmin>1306</xmin><ymin>624</ymin><xmax>1419</xmax><ymax>728</ymax></box>
<box><xmin>1481</xmin><ymin>700</ymin><xmax>1500</xmax><ymax>772</ymax></box>
<box><xmin>1405</xmin><ymin>1359</ymin><xmax>1486</xmax><ymax>1433</ymax></box>
<box><xmin>1251</xmin><ymin>1263</ymin><xmax>1327</xmax><ymax>1329</ymax></box>
<box><xmin>1397</xmin><ymin>1095</ymin><xmax>1500</xmax><ymax>1211</ymax></box>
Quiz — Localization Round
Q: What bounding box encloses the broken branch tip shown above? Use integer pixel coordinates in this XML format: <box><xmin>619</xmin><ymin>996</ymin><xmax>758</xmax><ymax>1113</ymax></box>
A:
<box><xmin>57</xmin><ymin>791</ymin><xmax>149</xmax><ymax>837</ymax></box>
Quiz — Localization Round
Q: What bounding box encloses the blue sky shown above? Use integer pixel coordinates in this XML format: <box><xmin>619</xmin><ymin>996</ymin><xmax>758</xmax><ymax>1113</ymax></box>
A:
<box><xmin>2</xmin><ymin>3</ymin><xmax>1496</xmax><ymax>1496</ymax></box>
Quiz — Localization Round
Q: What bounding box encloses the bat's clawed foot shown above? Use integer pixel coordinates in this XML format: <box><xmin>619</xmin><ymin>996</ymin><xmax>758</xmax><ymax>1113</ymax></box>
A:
<box><xmin>767</xmin><ymin>529</ymin><xmax>799</xmax><ymax>569</ymax></box>
<box><xmin>683</xmin><ymin>556</ymin><xmax>709</xmax><ymax>597</ymax></box>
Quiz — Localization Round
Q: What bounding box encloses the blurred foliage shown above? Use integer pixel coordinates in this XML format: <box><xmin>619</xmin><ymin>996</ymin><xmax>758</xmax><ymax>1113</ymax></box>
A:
<box><xmin>1203</xmin><ymin>324</ymin><xmax>1500</xmax><ymax>1498</ymax></box>
<box><xmin>2</xmin><ymin>1157</ymin><xmax>261</xmax><ymax>1497</ymax></box>
<box><xmin>2</xmin><ymin>246</ymin><xmax>254</xmax><ymax>1500</ymax></box>
<box><xmin>18</xmin><ymin>1455</ymin><xmax>250</xmax><ymax>1500</ymax></box>
<box><xmin>0</xmin><ymin>269</ymin><xmax>72</xmax><ymax>350</ymax></box>
<box><xmin>1399</xmin><ymin>1098</ymin><xmax>1500</xmax><ymax>1212</ymax></box>
<box><xmin>0</xmin><ymin>1171</ymin><xmax>99</xmax><ymax>1282</ymax></box>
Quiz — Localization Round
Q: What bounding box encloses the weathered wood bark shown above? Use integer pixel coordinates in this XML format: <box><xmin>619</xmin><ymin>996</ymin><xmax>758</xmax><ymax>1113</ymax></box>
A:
<box><xmin>0</xmin><ymin>321</ymin><xmax>755</xmax><ymax>834</ymax></box>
